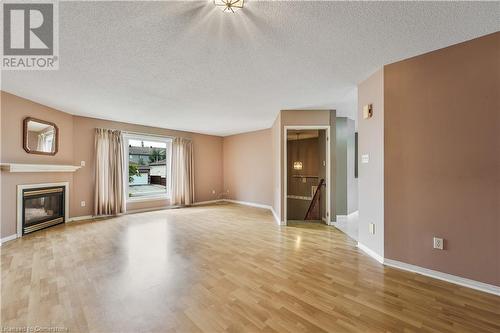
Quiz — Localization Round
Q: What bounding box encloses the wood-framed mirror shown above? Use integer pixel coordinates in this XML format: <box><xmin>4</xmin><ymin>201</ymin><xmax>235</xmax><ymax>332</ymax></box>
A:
<box><xmin>23</xmin><ymin>117</ymin><xmax>59</xmax><ymax>155</ymax></box>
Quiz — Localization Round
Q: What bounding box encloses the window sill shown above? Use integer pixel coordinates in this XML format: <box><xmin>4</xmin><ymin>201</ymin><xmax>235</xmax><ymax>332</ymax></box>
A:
<box><xmin>127</xmin><ymin>195</ymin><xmax>170</xmax><ymax>203</ymax></box>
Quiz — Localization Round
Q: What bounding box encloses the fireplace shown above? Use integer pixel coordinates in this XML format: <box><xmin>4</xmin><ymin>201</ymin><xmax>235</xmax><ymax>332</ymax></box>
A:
<box><xmin>22</xmin><ymin>186</ymin><xmax>65</xmax><ymax>235</ymax></box>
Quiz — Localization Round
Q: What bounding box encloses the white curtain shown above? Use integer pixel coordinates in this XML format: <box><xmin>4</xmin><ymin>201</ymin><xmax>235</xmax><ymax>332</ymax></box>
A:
<box><xmin>36</xmin><ymin>130</ymin><xmax>55</xmax><ymax>152</ymax></box>
<box><xmin>94</xmin><ymin>128</ymin><xmax>126</xmax><ymax>216</ymax></box>
<box><xmin>171</xmin><ymin>137</ymin><xmax>194</xmax><ymax>206</ymax></box>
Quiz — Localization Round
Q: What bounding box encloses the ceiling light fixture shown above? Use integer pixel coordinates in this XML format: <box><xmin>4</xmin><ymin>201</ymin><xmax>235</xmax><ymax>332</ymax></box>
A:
<box><xmin>293</xmin><ymin>133</ymin><xmax>303</xmax><ymax>170</ymax></box>
<box><xmin>214</xmin><ymin>0</ymin><xmax>244</xmax><ymax>13</ymax></box>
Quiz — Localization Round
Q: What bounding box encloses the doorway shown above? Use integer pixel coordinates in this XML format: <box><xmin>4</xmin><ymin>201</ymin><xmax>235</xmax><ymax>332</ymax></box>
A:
<box><xmin>284</xmin><ymin>126</ymin><xmax>330</xmax><ymax>225</ymax></box>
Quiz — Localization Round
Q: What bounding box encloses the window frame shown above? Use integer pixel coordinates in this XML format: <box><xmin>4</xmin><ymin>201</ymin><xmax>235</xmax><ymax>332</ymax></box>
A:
<box><xmin>123</xmin><ymin>133</ymin><xmax>172</xmax><ymax>203</ymax></box>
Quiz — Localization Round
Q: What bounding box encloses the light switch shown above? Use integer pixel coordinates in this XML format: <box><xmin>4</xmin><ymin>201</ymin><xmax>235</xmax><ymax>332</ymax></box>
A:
<box><xmin>361</xmin><ymin>154</ymin><xmax>369</xmax><ymax>164</ymax></box>
<box><xmin>369</xmin><ymin>223</ymin><xmax>375</xmax><ymax>234</ymax></box>
<box><xmin>81</xmin><ymin>201</ymin><xmax>86</xmax><ymax>207</ymax></box>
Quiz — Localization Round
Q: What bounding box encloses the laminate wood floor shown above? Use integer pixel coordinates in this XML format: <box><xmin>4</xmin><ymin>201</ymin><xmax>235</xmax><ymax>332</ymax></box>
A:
<box><xmin>1</xmin><ymin>203</ymin><xmax>499</xmax><ymax>332</ymax></box>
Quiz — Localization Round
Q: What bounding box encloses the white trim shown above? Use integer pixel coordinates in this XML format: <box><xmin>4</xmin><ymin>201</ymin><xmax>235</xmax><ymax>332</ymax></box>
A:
<box><xmin>271</xmin><ymin>208</ymin><xmax>283</xmax><ymax>226</ymax></box>
<box><xmin>356</xmin><ymin>240</ymin><xmax>499</xmax><ymax>296</ymax></box>
<box><xmin>357</xmin><ymin>242</ymin><xmax>384</xmax><ymax>264</ymax></box>
<box><xmin>67</xmin><ymin>215</ymin><xmax>94</xmax><ymax>222</ymax></box>
<box><xmin>126</xmin><ymin>195</ymin><xmax>169</xmax><ymax>203</ymax></box>
<box><xmin>126</xmin><ymin>206</ymin><xmax>172</xmax><ymax>214</ymax></box>
<box><xmin>335</xmin><ymin>210</ymin><xmax>359</xmax><ymax>223</ymax></box>
<box><xmin>192</xmin><ymin>199</ymin><xmax>224</xmax><ymax>206</ymax></box>
<box><xmin>123</xmin><ymin>133</ymin><xmax>172</xmax><ymax>202</ymax></box>
<box><xmin>0</xmin><ymin>234</ymin><xmax>18</xmax><ymax>245</ymax></box>
<box><xmin>223</xmin><ymin>199</ymin><xmax>283</xmax><ymax>226</ymax></box>
<box><xmin>283</xmin><ymin>125</ymin><xmax>331</xmax><ymax>226</ymax></box>
<box><xmin>224</xmin><ymin>199</ymin><xmax>271</xmax><ymax>210</ymax></box>
<box><xmin>17</xmin><ymin>182</ymin><xmax>70</xmax><ymax>237</ymax></box>
<box><xmin>68</xmin><ymin>201</ymin><xmax>223</xmax><ymax>221</ymax></box>
<box><xmin>384</xmin><ymin>259</ymin><xmax>500</xmax><ymax>296</ymax></box>
<box><xmin>1</xmin><ymin>163</ymin><xmax>82</xmax><ymax>173</ymax></box>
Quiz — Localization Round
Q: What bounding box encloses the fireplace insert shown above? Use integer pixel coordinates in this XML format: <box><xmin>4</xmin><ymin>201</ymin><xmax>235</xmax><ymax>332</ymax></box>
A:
<box><xmin>22</xmin><ymin>186</ymin><xmax>65</xmax><ymax>235</ymax></box>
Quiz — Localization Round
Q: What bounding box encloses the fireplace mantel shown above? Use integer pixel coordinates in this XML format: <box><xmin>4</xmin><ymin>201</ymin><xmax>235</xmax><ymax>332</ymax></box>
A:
<box><xmin>0</xmin><ymin>163</ymin><xmax>82</xmax><ymax>173</ymax></box>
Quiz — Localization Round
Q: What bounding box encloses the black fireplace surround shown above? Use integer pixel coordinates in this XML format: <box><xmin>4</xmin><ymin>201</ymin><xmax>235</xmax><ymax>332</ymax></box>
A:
<box><xmin>22</xmin><ymin>186</ymin><xmax>65</xmax><ymax>235</ymax></box>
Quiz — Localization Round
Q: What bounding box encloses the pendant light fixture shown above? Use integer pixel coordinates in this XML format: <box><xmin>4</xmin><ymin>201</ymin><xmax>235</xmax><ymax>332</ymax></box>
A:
<box><xmin>214</xmin><ymin>0</ymin><xmax>244</xmax><ymax>13</ymax></box>
<box><xmin>293</xmin><ymin>133</ymin><xmax>303</xmax><ymax>170</ymax></box>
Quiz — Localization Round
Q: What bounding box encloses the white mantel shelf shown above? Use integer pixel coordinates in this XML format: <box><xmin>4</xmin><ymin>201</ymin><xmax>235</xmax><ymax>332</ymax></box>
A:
<box><xmin>0</xmin><ymin>163</ymin><xmax>82</xmax><ymax>173</ymax></box>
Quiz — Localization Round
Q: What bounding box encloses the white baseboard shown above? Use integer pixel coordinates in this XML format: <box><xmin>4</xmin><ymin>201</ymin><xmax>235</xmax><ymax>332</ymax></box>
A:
<box><xmin>67</xmin><ymin>215</ymin><xmax>94</xmax><ymax>222</ymax></box>
<box><xmin>336</xmin><ymin>210</ymin><xmax>359</xmax><ymax>222</ymax></box>
<box><xmin>336</xmin><ymin>215</ymin><xmax>348</xmax><ymax>222</ymax></box>
<box><xmin>0</xmin><ymin>234</ymin><xmax>18</xmax><ymax>245</ymax></box>
<box><xmin>192</xmin><ymin>199</ymin><xmax>224</xmax><ymax>206</ymax></box>
<box><xmin>224</xmin><ymin>199</ymin><xmax>284</xmax><ymax>226</ymax></box>
<box><xmin>357</xmin><ymin>242</ymin><xmax>384</xmax><ymax>264</ymax></box>
<box><xmin>384</xmin><ymin>259</ymin><xmax>500</xmax><ymax>296</ymax></box>
<box><xmin>357</xmin><ymin>241</ymin><xmax>499</xmax><ymax>296</ymax></box>
<box><xmin>224</xmin><ymin>199</ymin><xmax>272</xmax><ymax>210</ymax></box>
<box><xmin>270</xmin><ymin>208</ymin><xmax>282</xmax><ymax>226</ymax></box>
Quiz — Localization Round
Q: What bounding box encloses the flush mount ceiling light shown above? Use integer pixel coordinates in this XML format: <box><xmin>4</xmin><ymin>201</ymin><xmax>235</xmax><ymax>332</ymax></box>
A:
<box><xmin>214</xmin><ymin>0</ymin><xmax>244</xmax><ymax>13</ymax></box>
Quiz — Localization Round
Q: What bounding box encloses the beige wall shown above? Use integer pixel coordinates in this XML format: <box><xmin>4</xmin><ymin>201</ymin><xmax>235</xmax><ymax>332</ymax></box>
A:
<box><xmin>357</xmin><ymin>69</ymin><xmax>385</xmax><ymax>258</ymax></box>
<box><xmin>222</xmin><ymin>129</ymin><xmax>273</xmax><ymax>206</ymax></box>
<box><xmin>384</xmin><ymin>32</ymin><xmax>500</xmax><ymax>286</ymax></box>
<box><xmin>1</xmin><ymin>92</ymin><xmax>76</xmax><ymax>237</ymax></box>
<box><xmin>1</xmin><ymin>92</ymin><xmax>75</xmax><ymax>165</ymax></box>
<box><xmin>72</xmin><ymin>116</ymin><xmax>223</xmax><ymax>217</ymax></box>
<box><xmin>0</xmin><ymin>92</ymin><xmax>223</xmax><ymax>238</ymax></box>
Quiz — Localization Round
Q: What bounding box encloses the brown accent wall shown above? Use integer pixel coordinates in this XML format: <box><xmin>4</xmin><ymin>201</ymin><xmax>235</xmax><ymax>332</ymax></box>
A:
<box><xmin>384</xmin><ymin>32</ymin><xmax>500</xmax><ymax>286</ymax></box>
<box><xmin>0</xmin><ymin>92</ymin><xmax>223</xmax><ymax>238</ymax></box>
<box><xmin>222</xmin><ymin>129</ymin><xmax>273</xmax><ymax>206</ymax></box>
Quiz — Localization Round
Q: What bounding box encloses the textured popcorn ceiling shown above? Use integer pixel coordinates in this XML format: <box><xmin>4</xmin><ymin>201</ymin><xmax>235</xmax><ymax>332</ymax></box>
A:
<box><xmin>2</xmin><ymin>1</ymin><xmax>499</xmax><ymax>136</ymax></box>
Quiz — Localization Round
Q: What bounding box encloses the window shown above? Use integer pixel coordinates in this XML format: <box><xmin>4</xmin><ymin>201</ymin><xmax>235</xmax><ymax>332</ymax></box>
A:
<box><xmin>124</xmin><ymin>134</ymin><xmax>172</xmax><ymax>201</ymax></box>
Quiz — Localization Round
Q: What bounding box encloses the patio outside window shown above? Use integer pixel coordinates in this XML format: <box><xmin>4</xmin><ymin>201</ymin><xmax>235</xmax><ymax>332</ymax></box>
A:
<box><xmin>124</xmin><ymin>134</ymin><xmax>171</xmax><ymax>201</ymax></box>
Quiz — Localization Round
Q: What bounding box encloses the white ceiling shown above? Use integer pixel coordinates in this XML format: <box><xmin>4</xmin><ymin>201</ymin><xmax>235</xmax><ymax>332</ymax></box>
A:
<box><xmin>2</xmin><ymin>1</ymin><xmax>499</xmax><ymax>136</ymax></box>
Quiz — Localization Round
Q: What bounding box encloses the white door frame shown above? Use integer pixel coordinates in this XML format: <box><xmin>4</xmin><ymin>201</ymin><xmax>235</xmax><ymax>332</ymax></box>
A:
<box><xmin>284</xmin><ymin>125</ymin><xmax>331</xmax><ymax>225</ymax></box>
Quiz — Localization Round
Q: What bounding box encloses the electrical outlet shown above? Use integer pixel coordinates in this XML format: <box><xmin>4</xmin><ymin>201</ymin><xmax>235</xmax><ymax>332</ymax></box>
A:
<box><xmin>369</xmin><ymin>223</ymin><xmax>375</xmax><ymax>235</ymax></box>
<box><xmin>433</xmin><ymin>237</ymin><xmax>444</xmax><ymax>250</ymax></box>
<box><xmin>80</xmin><ymin>160</ymin><xmax>86</xmax><ymax>167</ymax></box>
<box><xmin>211</xmin><ymin>189</ymin><xmax>216</xmax><ymax>195</ymax></box>
<box><xmin>80</xmin><ymin>201</ymin><xmax>86</xmax><ymax>207</ymax></box>
<box><xmin>226</xmin><ymin>189</ymin><xmax>230</xmax><ymax>193</ymax></box>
